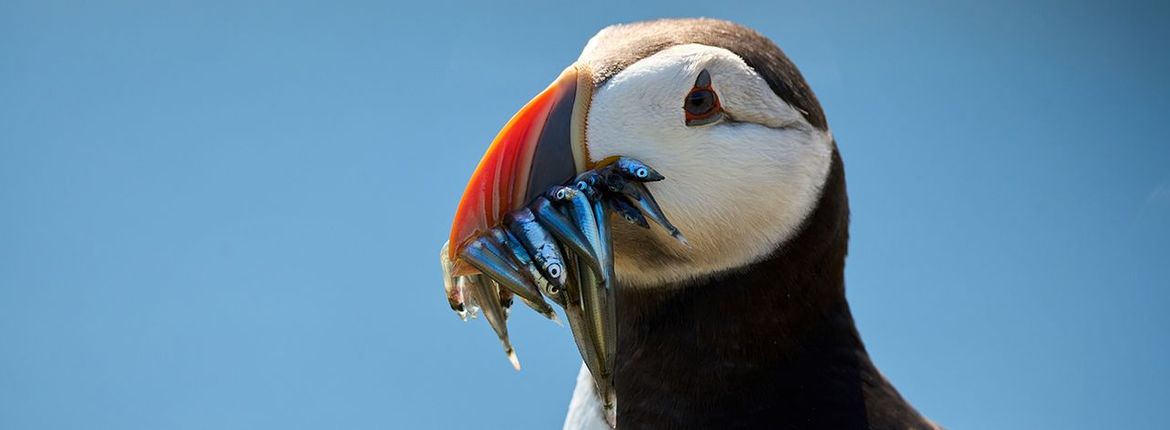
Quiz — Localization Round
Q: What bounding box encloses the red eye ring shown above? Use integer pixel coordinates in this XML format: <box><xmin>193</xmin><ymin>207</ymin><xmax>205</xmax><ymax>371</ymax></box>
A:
<box><xmin>684</xmin><ymin>70</ymin><xmax>723</xmax><ymax>126</ymax></box>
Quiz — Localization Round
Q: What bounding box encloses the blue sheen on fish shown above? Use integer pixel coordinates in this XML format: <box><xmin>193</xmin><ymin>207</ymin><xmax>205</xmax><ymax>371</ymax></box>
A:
<box><xmin>504</xmin><ymin>208</ymin><xmax>568</xmax><ymax>289</ymax></box>
<box><xmin>619</xmin><ymin>181</ymin><xmax>688</xmax><ymax>246</ymax></box>
<box><xmin>608</xmin><ymin>197</ymin><xmax>650</xmax><ymax>228</ymax></box>
<box><xmin>530</xmin><ymin>196</ymin><xmax>605</xmax><ymax>277</ymax></box>
<box><xmin>613</xmin><ymin>156</ymin><xmax>664</xmax><ymax>182</ymax></box>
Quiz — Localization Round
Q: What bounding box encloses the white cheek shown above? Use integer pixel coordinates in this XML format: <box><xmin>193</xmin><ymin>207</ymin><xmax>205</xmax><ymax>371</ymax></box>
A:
<box><xmin>585</xmin><ymin>45</ymin><xmax>834</xmax><ymax>287</ymax></box>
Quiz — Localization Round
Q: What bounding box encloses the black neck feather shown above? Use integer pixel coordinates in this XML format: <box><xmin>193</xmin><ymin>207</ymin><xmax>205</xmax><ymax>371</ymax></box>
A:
<box><xmin>613</xmin><ymin>150</ymin><xmax>931</xmax><ymax>429</ymax></box>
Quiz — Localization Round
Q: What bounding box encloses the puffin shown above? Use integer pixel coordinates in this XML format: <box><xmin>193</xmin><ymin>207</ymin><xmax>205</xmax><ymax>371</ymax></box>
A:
<box><xmin>446</xmin><ymin>18</ymin><xmax>938</xmax><ymax>429</ymax></box>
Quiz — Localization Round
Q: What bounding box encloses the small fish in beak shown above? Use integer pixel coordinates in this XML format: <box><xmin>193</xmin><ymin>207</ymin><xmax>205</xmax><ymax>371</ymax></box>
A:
<box><xmin>609</xmin><ymin>197</ymin><xmax>650</xmax><ymax>229</ymax></box>
<box><xmin>505</xmin><ymin>208</ymin><xmax>568</xmax><ymax>290</ymax></box>
<box><xmin>460</xmin><ymin>236</ymin><xmax>556</xmax><ymax>321</ymax></box>
<box><xmin>439</xmin><ymin>62</ymin><xmax>685</xmax><ymax>426</ymax></box>
<box><xmin>530</xmin><ymin>196</ymin><xmax>605</xmax><ymax>279</ymax></box>
<box><xmin>612</xmin><ymin>177</ymin><xmax>689</xmax><ymax>246</ymax></box>
<box><xmin>612</xmin><ymin>156</ymin><xmax>666</xmax><ymax>182</ymax></box>
<box><xmin>462</xmin><ymin>274</ymin><xmax>518</xmax><ymax>370</ymax></box>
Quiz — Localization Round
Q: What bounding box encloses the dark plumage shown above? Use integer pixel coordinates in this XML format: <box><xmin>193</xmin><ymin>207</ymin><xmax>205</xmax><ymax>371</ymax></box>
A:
<box><xmin>614</xmin><ymin>152</ymin><xmax>933</xmax><ymax>429</ymax></box>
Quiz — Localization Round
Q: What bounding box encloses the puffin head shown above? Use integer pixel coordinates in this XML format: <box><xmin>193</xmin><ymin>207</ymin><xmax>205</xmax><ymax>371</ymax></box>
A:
<box><xmin>450</xmin><ymin>18</ymin><xmax>836</xmax><ymax>289</ymax></box>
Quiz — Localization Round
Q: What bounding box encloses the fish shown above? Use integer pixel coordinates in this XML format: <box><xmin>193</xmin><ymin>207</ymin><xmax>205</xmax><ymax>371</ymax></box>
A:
<box><xmin>616</xmin><ymin>179</ymin><xmax>688</xmax><ymax>246</ymax></box>
<box><xmin>463</xmin><ymin>274</ymin><xmax>519</xmax><ymax>370</ymax></box>
<box><xmin>504</xmin><ymin>208</ymin><xmax>568</xmax><ymax>290</ymax></box>
<box><xmin>440</xmin><ymin>157</ymin><xmax>680</xmax><ymax>419</ymax></box>
<box><xmin>548</xmin><ymin>186</ymin><xmax>610</xmax><ymax>283</ymax></box>
<box><xmin>558</xmin><ymin>179</ymin><xmax>618</xmax><ymax>418</ymax></box>
<box><xmin>573</xmin><ymin>171</ymin><xmax>605</xmax><ymax>200</ymax></box>
<box><xmin>530</xmin><ymin>196</ymin><xmax>605</xmax><ymax>278</ymax></box>
<box><xmin>560</xmin><ymin>252</ymin><xmax>605</xmax><ymax>396</ymax></box>
<box><xmin>608</xmin><ymin>197</ymin><xmax>650</xmax><ymax>229</ymax></box>
<box><xmin>503</xmin><ymin>229</ymin><xmax>566</xmax><ymax>307</ymax></box>
<box><xmin>464</xmin><ymin>235</ymin><xmax>557</xmax><ymax>321</ymax></box>
<box><xmin>488</xmin><ymin>227</ymin><xmax>565</xmax><ymax>311</ymax></box>
<box><xmin>577</xmin><ymin>254</ymin><xmax>610</xmax><ymax>373</ymax></box>
<box><xmin>612</xmin><ymin>156</ymin><xmax>664</xmax><ymax>182</ymax></box>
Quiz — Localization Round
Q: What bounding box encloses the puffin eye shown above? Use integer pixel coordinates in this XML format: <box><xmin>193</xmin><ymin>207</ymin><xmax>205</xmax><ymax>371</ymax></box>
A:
<box><xmin>684</xmin><ymin>69</ymin><xmax>723</xmax><ymax>127</ymax></box>
<box><xmin>685</xmin><ymin>90</ymin><xmax>716</xmax><ymax>115</ymax></box>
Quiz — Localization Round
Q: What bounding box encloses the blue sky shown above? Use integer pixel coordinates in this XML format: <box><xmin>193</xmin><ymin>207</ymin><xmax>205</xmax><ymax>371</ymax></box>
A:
<box><xmin>2</xmin><ymin>0</ymin><xmax>1167</xmax><ymax>428</ymax></box>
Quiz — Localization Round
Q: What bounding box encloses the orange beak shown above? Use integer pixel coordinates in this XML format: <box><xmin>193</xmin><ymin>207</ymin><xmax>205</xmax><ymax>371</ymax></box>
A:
<box><xmin>448</xmin><ymin>64</ymin><xmax>593</xmax><ymax>273</ymax></box>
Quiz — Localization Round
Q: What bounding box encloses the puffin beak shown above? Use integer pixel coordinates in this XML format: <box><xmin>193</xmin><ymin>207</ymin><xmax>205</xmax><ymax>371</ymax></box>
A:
<box><xmin>448</xmin><ymin>64</ymin><xmax>593</xmax><ymax>272</ymax></box>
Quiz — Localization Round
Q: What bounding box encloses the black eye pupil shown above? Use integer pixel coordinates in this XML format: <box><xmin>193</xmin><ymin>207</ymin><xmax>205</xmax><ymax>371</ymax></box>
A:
<box><xmin>686</xmin><ymin>90</ymin><xmax>715</xmax><ymax>115</ymax></box>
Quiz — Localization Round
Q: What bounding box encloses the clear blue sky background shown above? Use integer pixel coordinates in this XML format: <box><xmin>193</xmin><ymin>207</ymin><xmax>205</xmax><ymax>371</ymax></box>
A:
<box><xmin>2</xmin><ymin>1</ymin><xmax>1168</xmax><ymax>428</ymax></box>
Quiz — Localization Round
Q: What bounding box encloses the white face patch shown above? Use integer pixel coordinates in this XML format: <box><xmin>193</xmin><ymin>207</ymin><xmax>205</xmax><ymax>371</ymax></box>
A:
<box><xmin>584</xmin><ymin>44</ymin><xmax>834</xmax><ymax>288</ymax></box>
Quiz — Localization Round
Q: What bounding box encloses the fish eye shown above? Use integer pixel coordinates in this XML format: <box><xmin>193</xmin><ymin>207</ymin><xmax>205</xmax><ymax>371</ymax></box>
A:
<box><xmin>548</xmin><ymin>264</ymin><xmax>562</xmax><ymax>278</ymax></box>
<box><xmin>684</xmin><ymin>69</ymin><xmax>723</xmax><ymax>127</ymax></box>
<box><xmin>635</xmin><ymin>167</ymin><xmax>648</xmax><ymax>178</ymax></box>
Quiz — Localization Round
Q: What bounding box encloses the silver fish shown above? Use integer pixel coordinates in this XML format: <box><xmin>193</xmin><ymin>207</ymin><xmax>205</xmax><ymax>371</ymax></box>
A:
<box><xmin>613</xmin><ymin>156</ymin><xmax>664</xmax><ymax>182</ymax></box>
<box><xmin>463</xmin><ymin>274</ymin><xmax>519</xmax><ymax>370</ymax></box>
<box><xmin>595</xmin><ymin>198</ymin><xmax>617</xmax><ymax>401</ymax></box>
<box><xmin>530</xmin><ymin>196</ymin><xmax>604</xmax><ymax>278</ymax></box>
<box><xmin>608</xmin><ymin>197</ymin><xmax>650</xmax><ymax>229</ymax></box>
<box><xmin>459</xmin><ymin>238</ymin><xmax>530</xmax><ymax>304</ymax></box>
<box><xmin>591</xmin><ymin>193</ymin><xmax>616</xmax><ymax>285</ymax></box>
<box><xmin>577</xmin><ymin>186</ymin><xmax>618</xmax><ymax>378</ymax></box>
<box><xmin>440</xmin><ymin>157</ymin><xmax>683</xmax><ymax>424</ymax></box>
<box><xmin>557</xmin><ymin>179</ymin><xmax>618</xmax><ymax>413</ymax></box>
<box><xmin>465</xmin><ymin>235</ymin><xmax>557</xmax><ymax>321</ymax></box>
<box><xmin>501</xmin><ymin>229</ymin><xmax>565</xmax><ymax>307</ymax></box>
<box><xmin>577</xmin><ymin>254</ymin><xmax>609</xmax><ymax>370</ymax></box>
<box><xmin>574</xmin><ymin>171</ymin><xmax>605</xmax><ymax>199</ymax></box>
<box><xmin>619</xmin><ymin>180</ymin><xmax>688</xmax><ymax>246</ymax></box>
<box><xmin>548</xmin><ymin>186</ymin><xmax>608</xmax><ymax>280</ymax></box>
<box><xmin>576</xmin><ymin>260</ymin><xmax>617</xmax><ymax>428</ymax></box>
<box><xmin>487</xmin><ymin>227</ymin><xmax>564</xmax><ymax>313</ymax></box>
<box><xmin>505</xmin><ymin>207</ymin><xmax>568</xmax><ymax>290</ymax></box>
<box><xmin>561</xmin><ymin>253</ymin><xmax>605</xmax><ymax>394</ymax></box>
